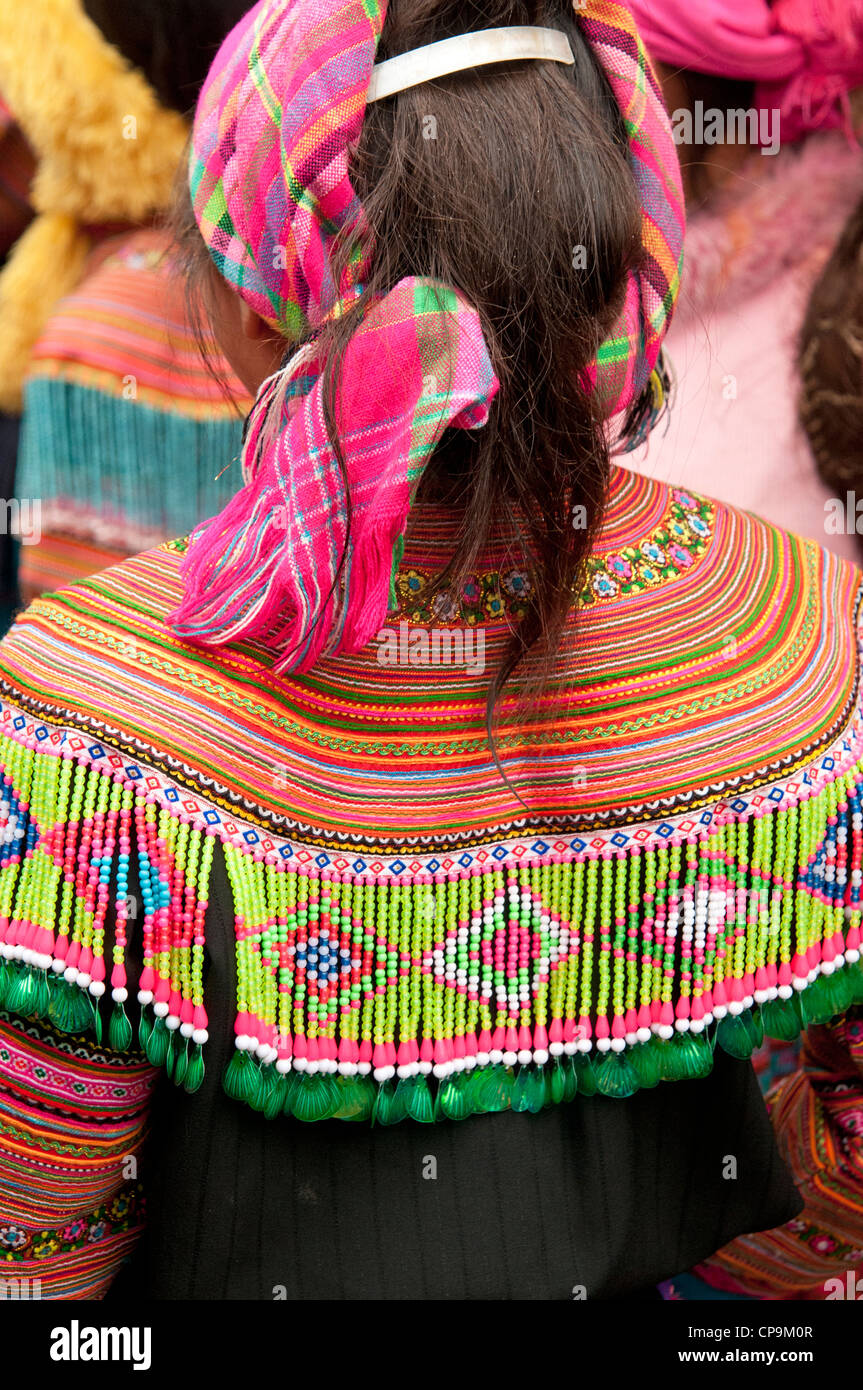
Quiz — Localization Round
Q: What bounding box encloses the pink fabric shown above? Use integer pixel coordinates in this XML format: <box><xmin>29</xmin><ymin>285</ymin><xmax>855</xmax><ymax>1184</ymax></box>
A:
<box><xmin>628</xmin><ymin>0</ymin><xmax>863</xmax><ymax>142</ymax></box>
<box><xmin>172</xmin><ymin>281</ymin><xmax>497</xmax><ymax>671</ymax></box>
<box><xmin>627</xmin><ymin>130</ymin><xmax>863</xmax><ymax>564</ymax></box>
<box><xmin>173</xmin><ymin>0</ymin><xmax>686</xmax><ymax>673</ymax></box>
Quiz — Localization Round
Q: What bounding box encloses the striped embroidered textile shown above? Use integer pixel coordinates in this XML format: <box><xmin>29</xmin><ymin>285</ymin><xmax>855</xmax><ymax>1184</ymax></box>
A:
<box><xmin>0</xmin><ymin>467</ymin><xmax>861</xmax><ymax>1122</ymax></box>
<box><xmin>0</xmin><ymin>1010</ymin><xmax>155</xmax><ymax>1298</ymax></box>
<box><xmin>16</xmin><ymin>228</ymin><xmax>251</xmax><ymax>595</ymax></box>
<box><xmin>697</xmin><ymin>1008</ymin><xmax>863</xmax><ymax>1299</ymax></box>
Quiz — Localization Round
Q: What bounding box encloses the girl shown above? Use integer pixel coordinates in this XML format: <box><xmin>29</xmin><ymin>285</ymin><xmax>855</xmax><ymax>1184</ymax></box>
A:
<box><xmin>0</xmin><ymin>0</ymin><xmax>860</xmax><ymax>1301</ymax></box>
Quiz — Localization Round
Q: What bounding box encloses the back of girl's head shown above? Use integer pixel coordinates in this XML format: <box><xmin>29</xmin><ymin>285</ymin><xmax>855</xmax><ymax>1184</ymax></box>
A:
<box><xmin>174</xmin><ymin>0</ymin><xmax>661</xmax><ymax>719</ymax></box>
<box><xmin>324</xmin><ymin>0</ymin><xmax>643</xmax><ymax>693</ymax></box>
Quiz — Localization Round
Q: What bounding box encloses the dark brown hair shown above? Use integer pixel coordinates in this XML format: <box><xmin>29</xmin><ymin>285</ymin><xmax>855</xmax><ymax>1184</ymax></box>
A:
<box><xmin>173</xmin><ymin>0</ymin><xmax>644</xmax><ymax>751</ymax></box>
<box><xmin>798</xmin><ymin>191</ymin><xmax>863</xmax><ymax>504</ymax></box>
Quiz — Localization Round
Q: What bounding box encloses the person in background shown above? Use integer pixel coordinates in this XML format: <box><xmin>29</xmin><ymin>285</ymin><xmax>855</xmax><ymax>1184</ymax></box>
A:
<box><xmin>627</xmin><ymin>0</ymin><xmax>863</xmax><ymax>569</ymax></box>
<box><xmin>1</xmin><ymin>0</ymin><xmax>861</xmax><ymax>1302</ymax></box>
<box><xmin>0</xmin><ymin>0</ymin><xmax>251</xmax><ymax>605</ymax></box>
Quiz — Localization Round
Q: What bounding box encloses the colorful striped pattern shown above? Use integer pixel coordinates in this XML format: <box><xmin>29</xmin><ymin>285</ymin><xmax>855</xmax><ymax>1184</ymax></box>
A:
<box><xmin>15</xmin><ymin>228</ymin><xmax>251</xmax><ymax>594</ymax></box>
<box><xmin>0</xmin><ymin>468</ymin><xmax>861</xmax><ymax>1121</ymax></box>
<box><xmin>697</xmin><ymin>1009</ymin><xmax>863</xmax><ymax>1299</ymax></box>
<box><xmin>0</xmin><ymin>1011</ymin><xmax>155</xmax><ymax>1298</ymax></box>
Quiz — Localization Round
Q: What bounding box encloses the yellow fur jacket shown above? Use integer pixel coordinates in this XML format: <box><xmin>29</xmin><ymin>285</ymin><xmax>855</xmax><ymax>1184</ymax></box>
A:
<box><xmin>0</xmin><ymin>0</ymin><xmax>187</xmax><ymax>412</ymax></box>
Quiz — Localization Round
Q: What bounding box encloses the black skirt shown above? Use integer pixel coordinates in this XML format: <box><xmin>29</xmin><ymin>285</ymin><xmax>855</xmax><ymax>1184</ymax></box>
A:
<box><xmin>112</xmin><ymin>849</ymin><xmax>802</xmax><ymax>1301</ymax></box>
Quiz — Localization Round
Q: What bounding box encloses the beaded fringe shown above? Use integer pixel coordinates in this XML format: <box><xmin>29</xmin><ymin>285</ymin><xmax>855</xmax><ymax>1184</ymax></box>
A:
<box><xmin>0</xmin><ymin>731</ymin><xmax>862</xmax><ymax>1122</ymax></box>
<box><xmin>17</xmin><ymin>378</ymin><xmax>244</xmax><ymax>551</ymax></box>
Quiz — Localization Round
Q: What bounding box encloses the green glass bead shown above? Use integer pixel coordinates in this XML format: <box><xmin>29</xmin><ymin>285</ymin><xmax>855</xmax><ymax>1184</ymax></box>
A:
<box><xmin>108</xmin><ymin>1005</ymin><xmax>133</xmax><ymax>1052</ymax></box>
<box><xmin>435</xmin><ymin>1072</ymin><xmax>471</xmax><ymax>1121</ymax></box>
<box><xmin>6</xmin><ymin>966</ymin><xmax>38</xmax><ymax>1018</ymax></box>
<box><xmin>172</xmin><ymin>1039</ymin><xmax>190</xmax><ymax>1088</ymax></box>
<box><xmin>715</xmin><ymin>1013</ymin><xmax>755</xmax><ymax>1061</ymax></box>
<box><xmin>145</xmin><ymin>1015</ymin><xmax>172</xmax><ymax>1068</ymax></box>
<box><xmin>183</xmin><ymin>1044</ymin><xmax>205</xmax><ymax>1094</ymax></box>
<box><xmin>759</xmin><ymin>997</ymin><xmax>802</xmax><ymax>1043</ymax></box>
<box><xmin>372</xmin><ymin>1078</ymin><xmax>399</xmax><ymax>1126</ymax></box>
<box><xmin>259</xmin><ymin>1065</ymin><xmax>287</xmax><ymax>1120</ymax></box>
<box><xmin>289</xmin><ymin>1071</ymin><xmax>341</xmax><ymax>1122</ymax></box>
<box><xmin>629</xmin><ymin>1037</ymin><xmax>663</xmax><ymax>1089</ymax></box>
<box><xmin>594</xmin><ymin>1049</ymin><xmax>640</xmax><ymax>1098</ymax></box>
<box><xmin>223</xmin><ymin>1048</ymin><xmax>256</xmax><ymax>1104</ymax></box>
<box><xmin>572</xmin><ymin>1052</ymin><xmax>597</xmax><ymax>1097</ymax></box>
<box><xmin>511</xmin><ymin>1065</ymin><xmax>547</xmax><ymax>1113</ymax></box>
<box><xmin>550</xmin><ymin>1060</ymin><xmax>568</xmax><ymax>1105</ymax></box>
<box><xmin>398</xmin><ymin>1073</ymin><xmax>435</xmax><ymax>1124</ymax></box>
<box><xmin>332</xmin><ymin>1074</ymin><xmax>376</xmax><ymax>1121</ymax></box>
<box><xmin>799</xmin><ymin>974</ymin><xmax>841</xmax><ymax>1026</ymax></box>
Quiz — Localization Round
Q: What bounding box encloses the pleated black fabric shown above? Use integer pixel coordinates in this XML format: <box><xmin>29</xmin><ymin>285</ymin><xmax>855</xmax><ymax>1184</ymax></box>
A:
<box><xmin>112</xmin><ymin>848</ymin><xmax>802</xmax><ymax>1301</ymax></box>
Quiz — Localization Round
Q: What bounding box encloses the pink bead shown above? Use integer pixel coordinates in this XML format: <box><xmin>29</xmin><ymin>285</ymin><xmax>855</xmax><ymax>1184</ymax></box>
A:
<box><xmin>419</xmin><ymin>1037</ymin><xmax>434</xmax><ymax>1064</ymax></box>
<box><xmin>358</xmin><ymin>1037</ymin><xmax>373</xmax><ymax>1064</ymax></box>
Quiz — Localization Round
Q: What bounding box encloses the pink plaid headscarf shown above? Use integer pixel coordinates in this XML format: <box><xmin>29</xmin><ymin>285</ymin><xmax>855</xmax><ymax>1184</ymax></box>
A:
<box><xmin>171</xmin><ymin>0</ymin><xmax>685</xmax><ymax>673</ymax></box>
<box><xmin>629</xmin><ymin>0</ymin><xmax>863</xmax><ymax>144</ymax></box>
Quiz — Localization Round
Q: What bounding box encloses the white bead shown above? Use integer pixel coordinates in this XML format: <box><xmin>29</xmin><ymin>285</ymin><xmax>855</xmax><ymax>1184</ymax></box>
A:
<box><xmin>563</xmin><ymin>1041</ymin><xmax>578</xmax><ymax>1056</ymax></box>
<box><xmin>63</xmin><ymin>966</ymin><xmax>78</xmax><ymax>984</ymax></box>
<box><xmin>636</xmin><ymin>1027</ymin><xmax>652</xmax><ymax>1044</ymax></box>
<box><xmin>374</xmin><ymin>1065</ymin><xmax>396</xmax><ymax>1082</ymax></box>
<box><xmin>137</xmin><ymin>989</ymin><xmax>154</xmax><ymax>1005</ymax></box>
<box><xmin>489</xmin><ymin>1048</ymin><xmax>504</xmax><ymax>1065</ymax></box>
<box><xmin>517</xmin><ymin>1049</ymin><xmax>532</xmax><ymax>1065</ymax></box>
<box><xmin>153</xmin><ymin>1001</ymin><xmax>169</xmax><ymax>1018</ymax></box>
<box><xmin>51</xmin><ymin>958</ymin><xmax>66</xmax><ymax>974</ymax></box>
<box><xmin>89</xmin><ymin>980</ymin><xmax>106</xmax><ymax>998</ymax></box>
<box><xmin>276</xmin><ymin>1058</ymin><xmax>292</xmax><ymax>1074</ymax></box>
<box><xmin>166</xmin><ymin>1014</ymin><xmax>181</xmax><ymax>1030</ymax></box>
<box><xmin>576</xmin><ymin>1038</ymin><xmax>592</xmax><ymax>1053</ymax></box>
<box><xmin>306</xmin><ymin>1060</ymin><xmax>320</xmax><ymax>1075</ymax></box>
<box><xmin>674</xmin><ymin>1018</ymin><xmax>689</xmax><ymax>1033</ymax></box>
<box><xmin>502</xmin><ymin>1050</ymin><xmax>518</xmax><ymax>1066</ymax></box>
<box><xmin>417</xmin><ymin>1060</ymin><xmax>432</xmax><ymax>1075</ymax></box>
<box><xmin>532</xmin><ymin>1048</ymin><xmax>549</xmax><ymax>1065</ymax></box>
<box><xmin>475</xmin><ymin>1051</ymin><xmax>490</xmax><ymax>1067</ymax></box>
<box><xmin>192</xmin><ymin>1028</ymin><xmax>208</xmax><ymax>1045</ymax></box>
<box><xmin>610</xmin><ymin>1038</ymin><xmax>625</xmax><ymax>1053</ymax></box>
<box><xmin>180</xmin><ymin>1022</ymin><xmax>194</xmax><ymax>1038</ymax></box>
<box><xmin>596</xmin><ymin>1037</ymin><xmax>611</xmax><ymax>1052</ymax></box>
<box><xmin>821</xmin><ymin>960</ymin><xmax>835</xmax><ymax>976</ymax></box>
<box><xmin>549</xmin><ymin>1041</ymin><xmax>565</xmax><ymax>1056</ymax></box>
<box><xmin>112</xmin><ymin>986</ymin><xmax>128</xmax><ymax>1003</ymax></box>
<box><xmin>690</xmin><ymin>1018</ymin><xmax>706</xmax><ymax>1034</ymax></box>
<box><xmin>75</xmin><ymin>970</ymin><xmax>91</xmax><ymax>989</ymax></box>
<box><xmin>728</xmin><ymin>1000</ymin><xmax>743</xmax><ymax>1016</ymax></box>
<box><xmin>657</xmin><ymin>1025</ymin><xmax>674</xmax><ymax>1040</ymax></box>
<box><xmin>778</xmin><ymin>985</ymin><xmax>793</xmax><ymax>1000</ymax></box>
<box><xmin>293</xmin><ymin>1055</ymin><xmax>308</xmax><ymax>1071</ymax></box>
